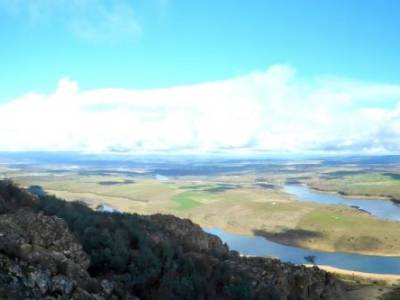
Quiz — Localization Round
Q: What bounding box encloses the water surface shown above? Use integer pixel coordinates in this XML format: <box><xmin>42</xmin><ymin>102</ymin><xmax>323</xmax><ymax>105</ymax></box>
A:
<box><xmin>205</xmin><ymin>184</ymin><xmax>400</xmax><ymax>274</ymax></box>
<box><xmin>285</xmin><ymin>184</ymin><xmax>400</xmax><ymax>221</ymax></box>
<box><xmin>205</xmin><ymin>228</ymin><xmax>400</xmax><ymax>274</ymax></box>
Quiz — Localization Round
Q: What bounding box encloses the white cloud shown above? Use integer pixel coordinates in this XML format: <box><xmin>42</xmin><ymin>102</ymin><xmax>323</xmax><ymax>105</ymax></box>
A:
<box><xmin>0</xmin><ymin>0</ymin><xmax>142</xmax><ymax>41</ymax></box>
<box><xmin>68</xmin><ymin>1</ymin><xmax>141</xmax><ymax>41</ymax></box>
<box><xmin>1</xmin><ymin>65</ymin><xmax>400</xmax><ymax>154</ymax></box>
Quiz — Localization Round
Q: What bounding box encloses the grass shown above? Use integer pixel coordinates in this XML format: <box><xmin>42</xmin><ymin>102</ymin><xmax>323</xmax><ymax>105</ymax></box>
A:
<box><xmin>295</xmin><ymin>205</ymin><xmax>400</xmax><ymax>255</ymax></box>
<box><xmin>171</xmin><ymin>191</ymin><xmax>204</xmax><ymax>210</ymax></box>
<box><xmin>14</xmin><ymin>176</ymin><xmax>178</xmax><ymax>203</ymax></box>
<box><xmin>7</xmin><ymin>169</ymin><xmax>400</xmax><ymax>256</ymax></box>
<box><xmin>309</xmin><ymin>173</ymin><xmax>400</xmax><ymax>199</ymax></box>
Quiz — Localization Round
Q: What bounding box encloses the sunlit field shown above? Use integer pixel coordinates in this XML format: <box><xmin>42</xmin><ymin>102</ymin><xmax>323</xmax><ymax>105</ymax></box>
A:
<box><xmin>4</xmin><ymin>156</ymin><xmax>400</xmax><ymax>257</ymax></box>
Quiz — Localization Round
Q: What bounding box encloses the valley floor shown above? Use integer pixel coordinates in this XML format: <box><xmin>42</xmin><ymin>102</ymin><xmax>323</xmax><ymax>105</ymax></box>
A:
<box><xmin>9</xmin><ymin>174</ymin><xmax>400</xmax><ymax>257</ymax></box>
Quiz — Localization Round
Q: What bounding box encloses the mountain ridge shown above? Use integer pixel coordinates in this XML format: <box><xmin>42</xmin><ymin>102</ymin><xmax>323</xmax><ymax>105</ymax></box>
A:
<box><xmin>0</xmin><ymin>179</ymin><xmax>344</xmax><ymax>299</ymax></box>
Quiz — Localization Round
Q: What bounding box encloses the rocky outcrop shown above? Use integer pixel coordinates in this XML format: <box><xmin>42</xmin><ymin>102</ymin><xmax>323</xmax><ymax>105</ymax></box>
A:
<box><xmin>226</xmin><ymin>257</ymin><xmax>343</xmax><ymax>299</ymax></box>
<box><xmin>0</xmin><ymin>210</ymin><xmax>89</xmax><ymax>276</ymax></box>
<box><xmin>148</xmin><ymin>214</ymin><xmax>229</xmax><ymax>254</ymax></box>
<box><xmin>0</xmin><ymin>209</ymin><xmax>103</xmax><ymax>299</ymax></box>
<box><xmin>147</xmin><ymin>214</ymin><xmax>343</xmax><ymax>299</ymax></box>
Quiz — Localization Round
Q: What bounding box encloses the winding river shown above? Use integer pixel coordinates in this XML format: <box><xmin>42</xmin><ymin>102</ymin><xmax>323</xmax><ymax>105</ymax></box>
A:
<box><xmin>205</xmin><ymin>184</ymin><xmax>400</xmax><ymax>274</ymax></box>
<box><xmin>285</xmin><ymin>184</ymin><xmax>400</xmax><ymax>221</ymax></box>
<box><xmin>205</xmin><ymin>228</ymin><xmax>400</xmax><ymax>274</ymax></box>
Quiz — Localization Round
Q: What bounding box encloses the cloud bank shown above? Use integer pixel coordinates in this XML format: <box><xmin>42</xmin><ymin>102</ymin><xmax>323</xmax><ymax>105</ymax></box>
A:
<box><xmin>1</xmin><ymin>65</ymin><xmax>400</xmax><ymax>154</ymax></box>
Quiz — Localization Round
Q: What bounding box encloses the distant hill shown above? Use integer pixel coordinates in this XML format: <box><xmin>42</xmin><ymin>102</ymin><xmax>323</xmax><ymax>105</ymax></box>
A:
<box><xmin>0</xmin><ymin>179</ymin><xmax>344</xmax><ymax>299</ymax></box>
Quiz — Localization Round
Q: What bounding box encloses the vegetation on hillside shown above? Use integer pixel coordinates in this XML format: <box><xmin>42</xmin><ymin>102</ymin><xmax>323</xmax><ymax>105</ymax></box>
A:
<box><xmin>27</xmin><ymin>186</ymin><xmax>254</xmax><ymax>299</ymax></box>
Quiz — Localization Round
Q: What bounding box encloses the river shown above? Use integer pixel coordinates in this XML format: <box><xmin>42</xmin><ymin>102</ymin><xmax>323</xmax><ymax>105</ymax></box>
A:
<box><xmin>205</xmin><ymin>184</ymin><xmax>400</xmax><ymax>274</ymax></box>
<box><xmin>285</xmin><ymin>184</ymin><xmax>400</xmax><ymax>221</ymax></box>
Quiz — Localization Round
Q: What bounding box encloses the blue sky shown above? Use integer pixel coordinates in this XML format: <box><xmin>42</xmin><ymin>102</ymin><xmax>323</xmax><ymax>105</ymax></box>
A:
<box><xmin>1</xmin><ymin>0</ymin><xmax>400</xmax><ymax>154</ymax></box>
<box><xmin>2</xmin><ymin>0</ymin><xmax>400</xmax><ymax>100</ymax></box>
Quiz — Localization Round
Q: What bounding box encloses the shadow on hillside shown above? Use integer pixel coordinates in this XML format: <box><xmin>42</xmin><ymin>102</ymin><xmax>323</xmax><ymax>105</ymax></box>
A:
<box><xmin>253</xmin><ymin>228</ymin><xmax>323</xmax><ymax>246</ymax></box>
<box><xmin>333</xmin><ymin>235</ymin><xmax>381</xmax><ymax>252</ymax></box>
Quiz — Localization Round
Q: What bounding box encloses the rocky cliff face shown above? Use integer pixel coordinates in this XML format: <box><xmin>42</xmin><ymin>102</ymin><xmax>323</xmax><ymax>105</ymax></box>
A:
<box><xmin>0</xmin><ymin>180</ymin><xmax>345</xmax><ymax>299</ymax></box>
<box><xmin>0</xmin><ymin>209</ymin><xmax>97</xmax><ymax>299</ymax></box>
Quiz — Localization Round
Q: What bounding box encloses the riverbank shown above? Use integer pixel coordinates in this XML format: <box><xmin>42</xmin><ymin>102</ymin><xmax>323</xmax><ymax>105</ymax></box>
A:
<box><xmin>206</xmin><ymin>227</ymin><xmax>400</xmax><ymax>275</ymax></box>
<box><xmin>285</xmin><ymin>184</ymin><xmax>400</xmax><ymax>221</ymax></box>
<box><xmin>307</xmin><ymin>173</ymin><xmax>400</xmax><ymax>202</ymax></box>
<box><xmin>196</xmin><ymin>205</ymin><xmax>400</xmax><ymax>257</ymax></box>
<box><xmin>308</xmin><ymin>184</ymin><xmax>394</xmax><ymax>201</ymax></box>
<box><xmin>294</xmin><ymin>181</ymin><xmax>393</xmax><ymax>201</ymax></box>
<box><xmin>307</xmin><ymin>265</ymin><xmax>400</xmax><ymax>283</ymax></box>
<box><xmin>313</xmin><ymin>265</ymin><xmax>400</xmax><ymax>300</ymax></box>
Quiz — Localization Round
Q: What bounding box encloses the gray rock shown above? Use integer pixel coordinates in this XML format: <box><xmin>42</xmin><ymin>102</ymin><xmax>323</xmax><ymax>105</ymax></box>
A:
<box><xmin>9</xmin><ymin>264</ymin><xmax>23</xmax><ymax>277</ymax></box>
<box><xmin>100</xmin><ymin>279</ymin><xmax>114</xmax><ymax>294</ymax></box>
<box><xmin>51</xmin><ymin>274</ymin><xmax>75</xmax><ymax>295</ymax></box>
<box><xmin>30</xmin><ymin>270</ymin><xmax>51</xmax><ymax>295</ymax></box>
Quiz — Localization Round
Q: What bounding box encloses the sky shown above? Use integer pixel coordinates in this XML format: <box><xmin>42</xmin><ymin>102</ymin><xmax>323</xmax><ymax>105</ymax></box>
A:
<box><xmin>1</xmin><ymin>0</ymin><xmax>400</xmax><ymax>154</ymax></box>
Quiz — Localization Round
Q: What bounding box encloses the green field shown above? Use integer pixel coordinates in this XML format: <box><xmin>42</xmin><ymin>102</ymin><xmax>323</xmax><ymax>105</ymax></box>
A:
<box><xmin>309</xmin><ymin>173</ymin><xmax>400</xmax><ymax>200</ymax></box>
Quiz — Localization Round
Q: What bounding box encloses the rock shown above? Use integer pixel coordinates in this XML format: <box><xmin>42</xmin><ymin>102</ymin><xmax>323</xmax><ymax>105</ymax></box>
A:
<box><xmin>100</xmin><ymin>279</ymin><xmax>114</xmax><ymax>294</ymax></box>
<box><xmin>0</xmin><ymin>209</ymin><xmax>94</xmax><ymax>299</ymax></box>
<box><xmin>148</xmin><ymin>214</ymin><xmax>229</xmax><ymax>254</ymax></box>
<box><xmin>72</xmin><ymin>287</ymin><xmax>102</xmax><ymax>300</ymax></box>
<box><xmin>0</xmin><ymin>209</ymin><xmax>90</xmax><ymax>279</ymax></box>
<box><xmin>51</xmin><ymin>275</ymin><xmax>75</xmax><ymax>295</ymax></box>
<box><xmin>9</xmin><ymin>264</ymin><xmax>23</xmax><ymax>277</ymax></box>
<box><xmin>30</xmin><ymin>270</ymin><xmax>51</xmax><ymax>295</ymax></box>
